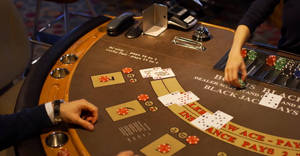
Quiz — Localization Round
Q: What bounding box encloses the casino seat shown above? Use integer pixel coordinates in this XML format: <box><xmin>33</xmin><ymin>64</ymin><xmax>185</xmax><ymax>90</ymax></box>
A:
<box><xmin>0</xmin><ymin>0</ymin><xmax>31</xmax><ymax>95</ymax></box>
<box><xmin>31</xmin><ymin>0</ymin><xmax>97</xmax><ymax>46</ymax></box>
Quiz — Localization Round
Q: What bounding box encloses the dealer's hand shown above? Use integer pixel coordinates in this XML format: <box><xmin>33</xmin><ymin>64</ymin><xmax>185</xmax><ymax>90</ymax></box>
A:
<box><xmin>224</xmin><ymin>25</ymin><xmax>250</xmax><ymax>88</ymax></box>
<box><xmin>224</xmin><ymin>49</ymin><xmax>247</xmax><ymax>88</ymax></box>
<box><xmin>60</xmin><ymin>99</ymin><xmax>98</xmax><ymax>131</ymax></box>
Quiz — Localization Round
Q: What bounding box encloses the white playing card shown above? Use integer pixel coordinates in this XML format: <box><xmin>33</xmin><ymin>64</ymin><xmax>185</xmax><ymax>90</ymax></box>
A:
<box><xmin>211</xmin><ymin>110</ymin><xmax>233</xmax><ymax>129</ymax></box>
<box><xmin>191</xmin><ymin>112</ymin><xmax>213</xmax><ymax>131</ymax></box>
<box><xmin>152</xmin><ymin>68</ymin><xmax>176</xmax><ymax>80</ymax></box>
<box><xmin>158</xmin><ymin>91</ymin><xmax>180</xmax><ymax>106</ymax></box>
<box><xmin>139</xmin><ymin>67</ymin><xmax>161</xmax><ymax>78</ymax></box>
<box><xmin>259</xmin><ymin>92</ymin><xmax>282</xmax><ymax>109</ymax></box>
<box><xmin>175</xmin><ymin>91</ymin><xmax>200</xmax><ymax>106</ymax></box>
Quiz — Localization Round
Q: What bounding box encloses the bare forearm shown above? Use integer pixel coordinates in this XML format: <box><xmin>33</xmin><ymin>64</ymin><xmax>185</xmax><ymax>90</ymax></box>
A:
<box><xmin>229</xmin><ymin>25</ymin><xmax>251</xmax><ymax>56</ymax></box>
<box><xmin>225</xmin><ymin>25</ymin><xmax>251</xmax><ymax>86</ymax></box>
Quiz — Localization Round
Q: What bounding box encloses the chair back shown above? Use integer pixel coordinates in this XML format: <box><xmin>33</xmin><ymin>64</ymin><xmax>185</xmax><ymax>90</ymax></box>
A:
<box><xmin>0</xmin><ymin>0</ymin><xmax>31</xmax><ymax>90</ymax></box>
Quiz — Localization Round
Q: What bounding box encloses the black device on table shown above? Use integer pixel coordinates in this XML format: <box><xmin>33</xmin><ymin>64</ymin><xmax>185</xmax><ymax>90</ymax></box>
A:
<box><xmin>167</xmin><ymin>3</ymin><xmax>198</xmax><ymax>30</ymax></box>
<box><xmin>107</xmin><ymin>12</ymin><xmax>135</xmax><ymax>36</ymax></box>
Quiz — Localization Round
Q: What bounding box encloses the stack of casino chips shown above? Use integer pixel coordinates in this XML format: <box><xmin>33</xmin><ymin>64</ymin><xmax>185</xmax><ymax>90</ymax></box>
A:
<box><xmin>157</xmin><ymin>144</ymin><xmax>171</xmax><ymax>153</ymax></box>
<box><xmin>274</xmin><ymin>57</ymin><xmax>287</xmax><ymax>71</ymax></box>
<box><xmin>247</xmin><ymin>50</ymin><xmax>257</xmax><ymax>61</ymax></box>
<box><xmin>185</xmin><ymin>136</ymin><xmax>199</xmax><ymax>145</ymax></box>
<box><xmin>137</xmin><ymin>94</ymin><xmax>149</xmax><ymax>102</ymax></box>
<box><xmin>242</xmin><ymin>49</ymin><xmax>257</xmax><ymax>66</ymax></box>
<box><xmin>281</xmin><ymin>60</ymin><xmax>297</xmax><ymax>77</ymax></box>
<box><xmin>241</xmin><ymin>48</ymin><xmax>248</xmax><ymax>59</ymax></box>
<box><xmin>238</xmin><ymin>79</ymin><xmax>246</xmax><ymax>88</ymax></box>
<box><xmin>266</xmin><ymin>55</ymin><xmax>277</xmax><ymax>67</ymax></box>
<box><xmin>294</xmin><ymin>64</ymin><xmax>300</xmax><ymax>79</ymax></box>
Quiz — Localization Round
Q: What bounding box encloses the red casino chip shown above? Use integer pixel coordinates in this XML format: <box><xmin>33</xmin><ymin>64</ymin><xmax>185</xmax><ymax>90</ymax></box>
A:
<box><xmin>240</xmin><ymin>48</ymin><xmax>247</xmax><ymax>58</ymax></box>
<box><xmin>122</xmin><ymin>67</ymin><xmax>133</xmax><ymax>74</ymax></box>
<box><xmin>116</xmin><ymin>107</ymin><xmax>129</xmax><ymax>115</ymax></box>
<box><xmin>99</xmin><ymin>76</ymin><xmax>110</xmax><ymax>82</ymax></box>
<box><xmin>137</xmin><ymin>94</ymin><xmax>149</xmax><ymax>101</ymax></box>
<box><xmin>266</xmin><ymin>55</ymin><xmax>277</xmax><ymax>67</ymax></box>
<box><xmin>186</xmin><ymin>136</ymin><xmax>199</xmax><ymax>145</ymax></box>
<box><xmin>157</xmin><ymin>144</ymin><xmax>171</xmax><ymax>153</ymax></box>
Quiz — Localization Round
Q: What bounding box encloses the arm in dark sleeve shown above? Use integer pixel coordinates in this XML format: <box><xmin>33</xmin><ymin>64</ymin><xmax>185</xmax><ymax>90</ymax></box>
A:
<box><xmin>239</xmin><ymin>0</ymin><xmax>280</xmax><ymax>33</ymax></box>
<box><xmin>0</xmin><ymin>105</ymin><xmax>53</xmax><ymax>150</ymax></box>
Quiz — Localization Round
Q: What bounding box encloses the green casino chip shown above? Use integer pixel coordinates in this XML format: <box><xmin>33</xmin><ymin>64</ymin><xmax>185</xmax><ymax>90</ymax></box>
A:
<box><xmin>274</xmin><ymin>64</ymin><xmax>285</xmax><ymax>71</ymax></box>
<box><xmin>276</xmin><ymin>57</ymin><xmax>287</xmax><ymax>65</ymax></box>
<box><xmin>274</xmin><ymin>57</ymin><xmax>287</xmax><ymax>71</ymax></box>
<box><xmin>238</xmin><ymin>79</ymin><xmax>246</xmax><ymax>88</ymax></box>
<box><xmin>247</xmin><ymin>50</ymin><xmax>257</xmax><ymax>61</ymax></box>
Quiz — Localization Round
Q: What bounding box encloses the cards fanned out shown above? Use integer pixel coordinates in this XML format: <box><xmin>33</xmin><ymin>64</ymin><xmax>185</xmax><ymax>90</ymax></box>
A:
<box><xmin>259</xmin><ymin>92</ymin><xmax>282</xmax><ymax>109</ymax></box>
<box><xmin>191</xmin><ymin>111</ymin><xmax>233</xmax><ymax>131</ymax></box>
<box><xmin>139</xmin><ymin>67</ymin><xmax>175</xmax><ymax>79</ymax></box>
<box><xmin>158</xmin><ymin>91</ymin><xmax>200</xmax><ymax>107</ymax></box>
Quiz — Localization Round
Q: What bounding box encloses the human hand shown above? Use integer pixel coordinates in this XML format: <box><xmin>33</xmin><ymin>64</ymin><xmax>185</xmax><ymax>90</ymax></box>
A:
<box><xmin>117</xmin><ymin>150</ymin><xmax>138</xmax><ymax>156</ymax></box>
<box><xmin>224</xmin><ymin>49</ymin><xmax>247</xmax><ymax>87</ymax></box>
<box><xmin>60</xmin><ymin>99</ymin><xmax>98</xmax><ymax>131</ymax></box>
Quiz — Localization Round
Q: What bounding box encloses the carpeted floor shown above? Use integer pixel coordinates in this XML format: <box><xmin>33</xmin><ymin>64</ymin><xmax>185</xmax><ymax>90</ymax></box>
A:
<box><xmin>13</xmin><ymin>0</ymin><xmax>280</xmax><ymax>59</ymax></box>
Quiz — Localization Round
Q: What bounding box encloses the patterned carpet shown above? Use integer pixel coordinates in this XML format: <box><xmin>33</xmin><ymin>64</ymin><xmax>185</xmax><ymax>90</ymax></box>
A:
<box><xmin>13</xmin><ymin>0</ymin><xmax>280</xmax><ymax>59</ymax></box>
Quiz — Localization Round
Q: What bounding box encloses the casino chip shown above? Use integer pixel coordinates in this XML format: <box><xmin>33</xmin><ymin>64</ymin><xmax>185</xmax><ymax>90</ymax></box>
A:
<box><xmin>240</xmin><ymin>48</ymin><xmax>247</xmax><ymax>58</ymax></box>
<box><xmin>275</xmin><ymin>57</ymin><xmax>287</xmax><ymax>71</ymax></box>
<box><xmin>238</xmin><ymin>79</ymin><xmax>246</xmax><ymax>89</ymax></box>
<box><xmin>294</xmin><ymin>66</ymin><xmax>300</xmax><ymax>79</ymax></box>
<box><xmin>137</xmin><ymin>94</ymin><xmax>149</xmax><ymax>101</ymax></box>
<box><xmin>116</xmin><ymin>107</ymin><xmax>129</xmax><ymax>115</ymax></box>
<box><xmin>157</xmin><ymin>144</ymin><xmax>171</xmax><ymax>153</ymax></box>
<box><xmin>122</xmin><ymin>67</ymin><xmax>133</xmax><ymax>74</ymax></box>
<box><xmin>99</xmin><ymin>76</ymin><xmax>110</xmax><ymax>82</ymax></box>
<box><xmin>186</xmin><ymin>136</ymin><xmax>199</xmax><ymax>144</ymax></box>
<box><xmin>266</xmin><ymin>55</ymin><xmax>276</xmax><ymax>67</ymax></box>
<box><xmin>247</xmin><ymin>50</ymin><xmax>257</xmax><ymax>61</ymax></box>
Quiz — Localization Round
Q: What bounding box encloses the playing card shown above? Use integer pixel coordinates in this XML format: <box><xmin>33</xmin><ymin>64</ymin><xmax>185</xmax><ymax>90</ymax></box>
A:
<box><xmin>211</xmin><ymin>110</ymin><xmax>233</xmax><ymax>129</ymax></box>
<box><xmin>158</xmin><ymin>91</ymin><xmax>180</xmax><ymax>106</ymax></box>
<box><xmin>175</xmin><ymin>91</ymin><xmax>200</xmax><ymax>106</ymax></box>
<box><xmin>139</xmin><ymin>67</ymin><xmax>161</xmax><ymax>78</ymax></box>
<box><xmin>259</xmin><ymin>92</ymin><xmax>282</xmax><ymax>109</ymax></box>
<box><xmin>191</xmin><ymin>112</ymin><xmax>214</xmax><ymax>131</ymax></box>
<box><xmin>152</xmin><ymin>68</ymin><xmax>176</xmax><ymax>80</ymax></box>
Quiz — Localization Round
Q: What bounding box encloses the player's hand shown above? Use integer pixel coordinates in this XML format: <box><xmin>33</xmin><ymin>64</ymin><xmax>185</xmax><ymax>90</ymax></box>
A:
<box><xmin>60</xmin><ymin>99</ymin><xmax>98</xmax><ymax>131</ymax></box>
<box><xmin>224</xmin><ymin>49</ymin><xmax>247</xmax><ymax>87</ymax></box>
<box><xmin>117</xmin><ymin>150</ymin><xmax>138</xmax><ymax>156</ymax></box>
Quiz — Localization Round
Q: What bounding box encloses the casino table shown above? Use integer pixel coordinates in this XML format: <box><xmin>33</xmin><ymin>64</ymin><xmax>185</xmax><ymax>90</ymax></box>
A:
<box><xmin>15</xmin><ymin>15</ymin><xmax>300</xmax><ymax>156</ymax></box>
